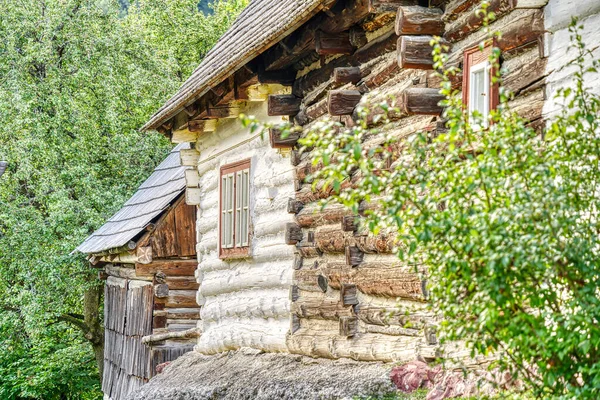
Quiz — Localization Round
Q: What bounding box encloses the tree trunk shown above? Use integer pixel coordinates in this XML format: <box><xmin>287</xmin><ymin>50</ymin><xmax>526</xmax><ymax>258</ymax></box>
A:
<box><xmin>83</xmin><ymin>281</ymin><xmax>104</xmax><ymax>379</ymax></box>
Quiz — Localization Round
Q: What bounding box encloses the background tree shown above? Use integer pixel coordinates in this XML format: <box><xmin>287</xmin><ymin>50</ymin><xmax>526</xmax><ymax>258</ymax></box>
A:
<box><xmin>0</xmin><ymin>0</ymin><xmax>246</xmax><ymax>398</ymax></box>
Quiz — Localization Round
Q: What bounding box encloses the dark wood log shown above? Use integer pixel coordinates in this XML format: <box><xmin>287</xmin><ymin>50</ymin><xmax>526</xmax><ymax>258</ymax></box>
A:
<box><xmin>349</xmin><ymin>27</ymin><xmax>368</xmax><ymax>48</ymax></box>
<box><xmin>153</xmin><ymin>314</ymin><xmax>167</xmax><ymax>329</ymax></box>
<box><xmin>318</xmin><ymin>275</ymin><xmax>329</xmax><ymax>292</ymax></box>
<box><xmin>328</xmin><ymin>90</ymin><xmax>363</xmax><ymax>116</ymax></box>
<box><xmin>290</xmin><ymin>149</ymin><xmax>301</xmax><ymax>166</ymax></box>
<box><xmin>397</xmin><ymin>35</ymin><xmax>448</xmax><ymax>69</ymax></box>
<box><xmin>369</xmin><ymin>0</ymin><xmax>418</xmax><ymax>12</ymax></box>
<box><xmin>288</xmin><ymin>198</ymin><xmax>304</xmax><ymax>214</ymax></box>
<box><xmin>444</xmin><ymin>0</ymin><xmax>513</xmax><ymax>43</ymax></box>
<box><xmin>293</xmin><ymin>254</ymin><xmax>303</xmax><ymax>270</ymax></box>
<box><xmin>341</xmin><ymin>283</ymin><xmax>359</xmax><ymax>306</ymax></box>
<box><xmin>339</xmin><ymin>316</ymin><xmax>358</xmax><ymax>337</ymax></box>
<box><xmin>316</xmin><ymin>30</ymin><xmax>355</xmax><ymax>55</ymax></box>
<box><xmin>291</xmin><ymin>315</ymin><xmax>301</xmax><ymax>334</ymax></box>
<box><xmin>346</xmin><ymin>246</ymin><xmax>365</xmax><ymax>267</ymax></box>
<box><xmin>496</xmin><ymin>9</ymin><xmax>544</xmax><ymax>53</ymax></box>
<box><xmin>165</xmin><ymin>276</ymin><xmax>199</xmax><ymax>290</ymax></box>
<box><xmin>341</xmin><ymin>215</ymin><xmax>359</xmax><ymax>232</ymax></box>
<box><xmin>320</xmin><ymin>0</ymin><xmax>371</xmax><ymax>34</ymax></box>
<box><xmin>509</xmin><ymin>0</ymin><xmax>548</xmax><ymax>8</ymax></box>
<box><xmin>400</xmin><ymin>88</ymin><xmax>444</xmax><ymax>115</ymax></box>
<box><xmin>442</xmin><ymin>0</ymin><xmax>478</xmax><ymax>22</ymax></box>
<box><xmin>98</xmin><ymin>271</ymin><xmax>109</xmax><ymax>280</ymax></box>
<box><xmin>395</xmin><ymin>6</ymin><xmax>443</xmax><ymax>36</ymax></box>
<box><xmin>333</xmin><ymin>67</ymin><xmax>362</xmax><ymax>84</ymax></box>
<box><xmin>268</xmin><ymin>95</ymin><xmax>302</xmax><ymax>116</ymax></box>
<box><xmin>285</xmin><ymin>223</ymin><xmax>303</xmax><ymax>245</ymax></box>
<box><xmin>355</xmin><ymin>304</ymin><xmax>431</xmax><ymax>327</ymax></box>
<box><xmin>290</xmin><ymin>285</ymin><xmax>300</xmax><ymax>302</ymax></box>
<box><xmin>154</xmin><ymin>284</ymin><xmax>169</xmax><ymax>299</ymax></box>
<box><xmin>269</xmin><ymin>127</ymin><xmax>301</xmax><ymax>148</ymax></box>
<box><xmin>165</xmin><ymin>290</ymin><xmax>198</xmax><ymax>308</ymax></box>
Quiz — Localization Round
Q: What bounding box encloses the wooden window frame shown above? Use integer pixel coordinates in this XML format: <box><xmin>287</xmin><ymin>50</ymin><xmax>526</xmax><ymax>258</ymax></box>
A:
<box><xmin>219</xmin><ymin>159</ymin><xmax>251</xmax><ymax>259</ymax></box>
<box><xmin>462</xmin><ymin>41</ymin><xmax>500</xmax><ymax>121</ymax></box>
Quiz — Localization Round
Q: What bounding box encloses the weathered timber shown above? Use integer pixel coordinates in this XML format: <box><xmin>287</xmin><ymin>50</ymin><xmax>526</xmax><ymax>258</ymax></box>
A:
<box><xmin>342</xmin><ymin>215</ymin><xmax>359</xmax><ymax>232</ymax></box>
<box><xmin>346</xmin><ymin>246</ymin><xmax>365</xmax><ymax>267</ymax></box>
<box><xmin>180</xmin><ymin>148</ymin><xmax>200</xmax><ymax>167</ymax></box>
<box><xmin>141</xmin><ymin>328</ymin><xmax>201</xmax><ymax>344</ymax></box>
<box><xmin>285</xmin><ymin>223</ymin><xmax>303</xmax><ymax>245</ymax></box>
<box><xmin>325</xmin><ymin>264</ymin><xmax>425</xmax><ymax>300</ymax></box>
<box><xmin>328</xmin><ymin>90</ymin><xmax>363</xmax><ymax>116</ymax></box>
<box><xmin>355</xmin><ymin>304</ymin><xmax>431</xmax><ymax>327</ymax></box>
<box><xmin>135</xmin><ymin>260</ymin><xmax>198</xmax><ymax>278</ymax></box>
<box><xmin>349</xmin><ymin>27</ymin><xmax>368</xmax><ymax>48</ymax></box>
<box><xmin>400</xmin><ymin>88</ymin><xmax>444</xmax><ymax>115</ymax></box>
<box><xmin>290</xmin><ymin>315</ymin><xmax>301</xmax><ymax>334</ymax></box>
<box><xmin>105</xmin><ymin>264</ymin><xmax>152</xmax><ymax>281</ymax></box>
<box><xmin>509</xmin><ymin>0</ymin><xmax>548</xmax><ymax>8</ymax></box>
<box><xmin>333</xmin><ymin>67</ymin><xmax>363</xmax><ymax>84</ymax></box>
<box><xmin>258</xmin><ymin>67</ymin><xmax>296</xmax><ymax>85</ymax></box>
<box><xmin>292</xmin><ymin>295</ymin><xmax>354</xmax><ymax>320</ymax></box>
<box><xmin>296</xmin><ymin>202</ymin><xmax>349</xmax><ymax>228</ymax></box>
<box><xmin>165</xmin><ymin>276</ymin><xmax>199</xmax><ymax>290</ymax></box>
<box><xmin>442</xmin><ymin>0</ymin><xmax>477</xmax><ymax>22</ymax></box>
<box><xmin>293</xmin><ymin>254</ymin><xmax>304</xmax><ymax>270</ymax></box>
<box><xmin>294</xmin><ymin>268</ymin><xmax>329</xmax><ymax>293</ymax></box>
<box><xmin>269</xmin><ymin>127</ymin><xmax>301</xmax><ymax>148</ymax></box>
<box><xmin>268</xmin><ymin>94</ymin><xmax>302</xmax><ymax>116</ymax></box>
<box><xmin>290</xmin><ymin>149</ymin><xmax>302</xmax><ymax>167</ymax></box>
<box><xmin>395</xmin><ymin>6</ymin><xmax>444</xmax><ymax>36</ymax></box>
<box><xmin>444</xmin><ymin>0</ymin><xmax>513</xmax><ymax>42</ymax></box>
<box><xmin>320</xmin><ymin>0</ymin><xmax>371</xmax><ymax>34</ymax></box>
<box><xmin>293</xmin><ymin>30</ymin><xmax>398</xmax><ymax>97</ymax></box>
<box><xmin>288</xmin><ymin>198</ymin><xmax>304</xmax><ymax>214</ymax></box>
<box><xmin>496</xmin><ymin>10</ymin><xmax>545</xmax><ymax>53</ymax></box>
<box><xmin>290</xmin><ymin>285</ymin><xmax>300</xmax><ymax>302</ymax></box>
<box><xmin>369</xmin><ymin>0</ymin><xmax>418</xmax><ymax>12</ymax></box>
<box><xmin>397</xmin><ymin>35</ymin><xmax>448</xmax><ymax>69</ymax></box>
<box><xmin>153</xmin><ymin>314</ymin><xmax>167</xmax><ymax>329</ymax></box>
<box><xmin>502</xmin><ymin>48</ymin><xmax>548</xmax><ymax>95</ymax></box>
<box><xmin>316</xmin><ymin>31</ymin><xmax>354</xmax><ymax>55</ymax></box>
<box><xmin>340</xmin><ymin>316</ymin><xmax>359</xmax><ymax>337</ymax></box>
<box><xmin>364</xmin><ymin>324</ymin><xmax>422</xmax><ymax>336</ymax></box>
<box><xmin>165</xmin><ymin>290</ymin><xmax>198</xmax><ymax>308</ymax></box>
<box><xmin>154</xmin><ymin>283</ymin><xmax>169</xmax><ymax>298</ymax></box>
<box><xmin>341</xmin><ymin>283</ymin><xmax>359</xmax><ymax>306</ymax></box>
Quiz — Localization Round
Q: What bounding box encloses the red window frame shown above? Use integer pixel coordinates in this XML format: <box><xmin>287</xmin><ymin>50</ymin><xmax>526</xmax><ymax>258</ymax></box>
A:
<box><xmin>219</xmin><ymin>159</ymin><xmax>251</xmax><ymax>259</ymax></box>
<box><xmin>462</xmin><ymin>41</ymin><xmax>500</xmax><ymax>113</ymax></box>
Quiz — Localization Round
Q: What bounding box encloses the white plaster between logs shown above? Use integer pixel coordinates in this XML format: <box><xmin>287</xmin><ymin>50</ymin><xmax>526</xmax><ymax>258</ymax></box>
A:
<box><xmin>193</xmin><ymin>100</ymin><xmax>295</xmax><ymax>354</ymax></box>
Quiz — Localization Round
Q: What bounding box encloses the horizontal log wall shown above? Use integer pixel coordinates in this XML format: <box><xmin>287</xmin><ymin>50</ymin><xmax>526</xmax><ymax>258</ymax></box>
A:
<box><xmin>285</xmin><ymin>0</ymin><xmax>550</xmax><ymax>363</ymax></box>
<box><xmin>195</xmin><ymin>100</ymin><xmax>295</xmax><ymax>354</ymax></box>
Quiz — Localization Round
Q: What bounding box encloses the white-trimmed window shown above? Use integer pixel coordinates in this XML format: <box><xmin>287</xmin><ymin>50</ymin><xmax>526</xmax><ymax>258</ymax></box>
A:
<box><xmin>463</xmin><ymin>43</ymin><xmax>498</xmax><ymax>127</ymax></box>
<box><xmin>220</xmin><ymin>159</ymin><xmax>250</xmax><ymax>258</ymax></box>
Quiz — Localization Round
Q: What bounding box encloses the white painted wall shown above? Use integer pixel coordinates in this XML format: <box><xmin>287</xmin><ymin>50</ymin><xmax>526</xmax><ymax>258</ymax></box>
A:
<box><xmin>543</xmin><ymin>0</ymin><xmax>600</xmax><ymax>118</ymax></box>
<box><xmin>193</xmin><ymin>100</ymin><xmax>296</xmax><ymax>354</ymax></box>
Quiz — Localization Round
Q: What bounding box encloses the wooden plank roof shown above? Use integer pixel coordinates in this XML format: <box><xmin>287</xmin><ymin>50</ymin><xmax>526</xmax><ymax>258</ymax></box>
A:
<box><xmin>141</xmin><ymin>0</ymin><xmax>330</xmax><ymax>131</ymax></box>
<box><xmin>76</xmin><ymin>143</ymin><xmax>190</xmax><ymax>254</ymax></box>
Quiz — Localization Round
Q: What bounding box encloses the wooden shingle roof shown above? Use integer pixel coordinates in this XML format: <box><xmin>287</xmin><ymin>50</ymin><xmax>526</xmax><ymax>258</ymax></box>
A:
<box><xmin>141</xmin><ymin>0</ymin><xmax>330</xmax><ymax>131</ymax></box>
<box><xmin>76</xmin><ymin>144</ymin><xmax>190</xmax><ymax>254</ymax></box>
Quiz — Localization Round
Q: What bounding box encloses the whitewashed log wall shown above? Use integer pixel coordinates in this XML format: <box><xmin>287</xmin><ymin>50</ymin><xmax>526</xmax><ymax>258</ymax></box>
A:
<box><xmin>543</xmin><ymin>0</ymin><xmax>600</xmax><ymax>118</ymax></box>
<box><xmin>194</xmin><ymin>100</ymin><xmax>296</xmax><ymax>353</ymax></box>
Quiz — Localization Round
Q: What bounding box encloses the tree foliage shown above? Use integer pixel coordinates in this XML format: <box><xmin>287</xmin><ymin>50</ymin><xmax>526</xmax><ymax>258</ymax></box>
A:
<box><xmin>244</xmin><ymin>9</ymin><xmax>600</xmax><ymax>400</ymax></box>
<box><xmin>0</xmin><ymin>0</ymin><xmax>246</xmax><ymax>398</ymax></box>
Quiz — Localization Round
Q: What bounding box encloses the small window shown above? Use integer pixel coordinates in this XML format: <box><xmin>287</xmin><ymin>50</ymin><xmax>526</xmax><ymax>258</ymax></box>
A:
<box><xmin>463</xmin><ymin>43</ymin><xmax>499</xmax><ymax>127</ymax></box>
<box><xmin>220</xmin><ymin>159</ymin><xmax>251</xmax><ymax>258</ymax></box>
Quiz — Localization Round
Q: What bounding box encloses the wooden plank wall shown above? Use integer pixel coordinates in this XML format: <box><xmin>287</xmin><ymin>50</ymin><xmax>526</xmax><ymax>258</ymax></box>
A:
<box><xmin>150</xmin><ymin>197</ymin><xmax>197</xmax><ymax>258</ymax></box>
<box><xmin>102</xmin><ymin>278</ymin><xmax>153</xmax><ymax>400</ymax></box>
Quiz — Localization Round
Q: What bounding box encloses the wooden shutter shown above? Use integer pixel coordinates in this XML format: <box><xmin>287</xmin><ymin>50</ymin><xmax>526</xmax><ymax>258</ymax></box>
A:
<box><xmin>219</xmin><ymin>159</ymin><xmax>251</xmax><ymax>258</ymax></box>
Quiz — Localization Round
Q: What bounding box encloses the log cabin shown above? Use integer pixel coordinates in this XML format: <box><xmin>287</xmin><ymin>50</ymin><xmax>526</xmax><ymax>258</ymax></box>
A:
<box><xmin>77</xmin><ymin>144</ymin><xmax>201</xmax><ymax>400</ymax></box>
<box><xmin>84</xmin><ymin>0</ymin><xmax>600</xmax><ymax>398</ymax></box>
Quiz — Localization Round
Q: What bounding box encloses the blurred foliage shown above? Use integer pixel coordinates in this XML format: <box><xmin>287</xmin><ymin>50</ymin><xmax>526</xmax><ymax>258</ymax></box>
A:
<box><xmin>0</xmin><ymin>0</ymin><xmax>246</xmax><ymax>398</ymax></box>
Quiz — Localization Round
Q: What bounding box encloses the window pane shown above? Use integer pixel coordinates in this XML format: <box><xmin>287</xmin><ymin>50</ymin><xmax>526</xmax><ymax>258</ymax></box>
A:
<box><xmin>227</xmin><ymin>174</ymin><xmax>234</xmax><ymax>247</ymax></box>
<box><xmin>235</xmin><ymin>171</ymin><xmax>242</xmax><ymax>247</ymax></box>
<box><xmin>221</xmin><ymin>176</ymin><xmax>226</xmax><ymax>247</ymax></box>
<box><xmin>469</xmin><ymin>61</ymin><xmax>489</xmax><ymax>124</ymax></box>
<box><xmin>242</xmin><ymin>170</ymin><xmax>249</xmax><ymax>246</ymax></box>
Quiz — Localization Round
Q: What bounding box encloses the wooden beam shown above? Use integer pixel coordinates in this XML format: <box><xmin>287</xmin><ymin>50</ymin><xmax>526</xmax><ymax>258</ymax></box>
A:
<box><xmin>369</xmin><ymin>0</ymin><xmax>418</xmax><ymax>13</ymax></box>
<box><xmin>135</xmin><ymin>260</ymin><xmax>198</xmax><ymax>278</ymax></box>
<box><xmin>341</xmin><ymin>283</ymin><xmax>359</xmax><ymax>306</ymax></box>
<box><xmin>346</xmin><ymin>246</ymin><xmax>365</xmax><ymax>267</ymax></box>
<box><xmin>287</xmin><ymin>198</ymin><xmax>304</xmax><ymax>214</ymax></box>
<box><xmin>268</xmin><ymin>94</ymin><xmax>302</xmax><ymax>116</ymax></box>
<box><xmin>180</xmin><ymin>148</ymin><xmax>200</xmax><ymax>166</ymax></box>
<box><xmin>142</xmin><ymin>328</ymin><xmax>202</xmax><ymax>344</ymax></box>
<box><xmin>395</xmin><ymin>6</ymin><xmax>443</xmax><ymax>36</ymax></box>
<box><xmin>339</xmin><ymin>316</ymin><xmax>358</xmax><ymax>337</ymax></box>
<box><xmin>341</xmin><ymin>215</ymin><xmax>359</xmax><ymax>232</ymax></box>
<box><xmin>444</xmin><ymin>0</ymin><xmax>514</xmax><ymax>43</ymax></box>
<box><xmin>269</xmin><ymin>127</ymin><xmax>301</xmax><ymax>148</ymax></box>
<box><xmin>328</xmin><ymin>90</ymin><xmax>363</xmax><ymax>116</ymax></box>
<box><xmin>397</xmin><ymin>35</ymin><xmax>448</xmax><ymax>69</ymax></box>
<box><xmin>316</xmin><ymin>30</ymin><xmax>355</xmax><ymax>55</ymax></box>
<box><xmin>333</xmin><ymin>67</ymin><xmax>362</xmax><ymax>84</ymax></box>
<box><xmin>285</xmin><ymin>222</ymin><xmax>303</xmax><ymax>245</ymax></box>
<box><xmin>400</xmin><ymin>88</ymin><xmax>444</xmax><ymax>115</ymax></box>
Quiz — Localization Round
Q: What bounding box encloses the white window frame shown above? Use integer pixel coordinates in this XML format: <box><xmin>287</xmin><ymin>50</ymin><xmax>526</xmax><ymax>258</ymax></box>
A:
<box><xmin>219</xmin><ymin>159</ymin><xmax>251</xmax><ymax>258</ymax></box>
<box><xmin>468</xmin><ymin>60</ymin><xmax>491</xmax><ymax>127</ymax></box>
